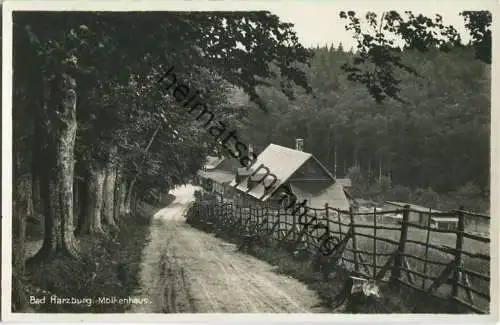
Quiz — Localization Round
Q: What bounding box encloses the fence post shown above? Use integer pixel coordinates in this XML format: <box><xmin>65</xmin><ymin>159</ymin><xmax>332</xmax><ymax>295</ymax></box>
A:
<box><xmin>292</xmin><ymin>210</ymin><xmax>297</xmax><ymax>241</ymax></box>
<box><xmin>390</xmin><ymin>204</ymin><xmax>410</xmax><ymax>285</ymax></box>
<box><xmin>422</xmin><ymin>208</ymin><xmax>432</xmax><ymax>289</ymax></box>
<box><xmin>373</xmin><ymin>207</ymin><xmax>377</xmax><ymax>277</ymax></box>
<box><xmin>265</xmin><ymin>207</ymin><xmax>270</xmax><ymax>233</ymax></box>
<box><xmin>238</xmin><ymin>205</ymin><xmax>243</xmax><ymax>233</ymax></box>
<box><xmin>451</xmin><ymin>206</ymin><xmax>465</xmax><ymax>298</ymax></box>
<box><xmin>325</xmin><ymin>203</ymin><xmax>330</xmax><ymax>231</ymax></box>
<box><xmin>222</xmin><ymin>202</ymin><xmax>226</xmax><ymax>226</ymax></box>
<box><xmin>349</xmin><ymin>207</ymin><xmax>359</xmax><ymax>272</ymax></box>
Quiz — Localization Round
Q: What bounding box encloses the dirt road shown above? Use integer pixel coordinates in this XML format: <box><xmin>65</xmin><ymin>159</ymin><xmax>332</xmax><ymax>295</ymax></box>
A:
<box><xmin>130</xmin><ymin>184</ymin><xmax>326</xmax><ymax>313</ymax></box>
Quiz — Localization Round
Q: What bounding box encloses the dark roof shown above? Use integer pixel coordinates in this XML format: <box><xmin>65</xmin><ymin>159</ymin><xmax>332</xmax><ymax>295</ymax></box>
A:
<box><xmin>217</xmin><ymin>157</ymin><xmax>242</xmax><ymax>172</ymax></box>
<box><xmin>385</xmin><ymin>201</ymin><xmax>442</xmax><ymax>213</ymax></box>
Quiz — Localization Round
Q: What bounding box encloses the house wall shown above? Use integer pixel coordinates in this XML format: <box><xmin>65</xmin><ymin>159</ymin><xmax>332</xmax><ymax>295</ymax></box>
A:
<box><xmin>383</xmin><ymin>203</ymin><xmax>432</xmax><ymax>225</ymax></box>
<box><xmin>201</xmin><ymin>178</ymin><xmax>213</xmax><ymax>192</ymax></box>
<box><xmin>213</xmin><ymin>182</ymin><xmax>225</xmax><ymax>195</ymax></box>
<box><xmin>419</xmin><ymin>213</ymin><xmax>432</xmax><ymax>225</ymax></box>
<box><xmin>439</xmin><ymin>222</ymin><xmax>457</xmax><ymax>230</ymax></box>
<box><xmin>408</xmin><ymin>211</ymin><xmax>420</xmax><ymax>223</ymax></box>
<box><xmin>288</xmin><ymin>158</ymin><xmax>332</xmax><ymax>181</ymax></box>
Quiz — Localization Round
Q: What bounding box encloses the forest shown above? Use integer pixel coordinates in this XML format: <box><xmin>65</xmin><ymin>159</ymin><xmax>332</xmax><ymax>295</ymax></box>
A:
<box><xmin>8</xmin><ymin>9</ymin><xmax>491</xmax><ymax>312</ymax></box>
<box><xmin>237</xmin><ymin>43</ymin><xmax>490</xmax><ymax>213</ymax></box>
<box><xmin>233</xmin><ymin>10</ymin><xmax>491</xmax><ymax>213</ymax></box>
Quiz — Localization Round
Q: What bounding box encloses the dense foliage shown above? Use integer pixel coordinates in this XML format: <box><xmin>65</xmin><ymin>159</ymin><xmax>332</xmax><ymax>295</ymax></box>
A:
<box><xmin>239</xmin><ymin>43</ymin><xmax>490</xmax><ymax>212</ymax></box>
<box><xmin>11</xmin><ymin>11</ymin><xmax>312</xmax><ymax>311</ymax></box>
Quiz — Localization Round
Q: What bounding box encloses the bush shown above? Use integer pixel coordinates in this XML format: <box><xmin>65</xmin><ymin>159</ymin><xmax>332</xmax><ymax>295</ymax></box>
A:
<box><xmin>412</xmin><ymin>187</ymin><xmax>440</xmax><ymax>208</ymax></box>
<box><xmin>389</xmin><ymin>184</ymin><xmax>411</xmax><ymax>202</ymax></box>
<box><xmin>452</xmin><ymin>181</ymin><xmax>487</xmax><ymax>212</ymax></box>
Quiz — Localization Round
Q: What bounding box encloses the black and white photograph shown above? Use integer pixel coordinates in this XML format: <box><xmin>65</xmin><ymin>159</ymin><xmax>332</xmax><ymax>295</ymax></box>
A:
<box><xmin>2</xmin><ymin>0</ymin><xmax>498</xmax><ymax>321</ymax></box>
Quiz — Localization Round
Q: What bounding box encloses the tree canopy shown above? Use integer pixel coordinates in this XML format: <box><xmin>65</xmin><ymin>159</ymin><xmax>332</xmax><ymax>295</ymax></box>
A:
<box><xmin>338</xmin><ymin>10</ymin><xmax>491</xmax><ymax>103</ymax></box>
<box><xmin>12</xmin><ymin>10</ymin><xmax>314</xmax><ymax>267</ymax></box>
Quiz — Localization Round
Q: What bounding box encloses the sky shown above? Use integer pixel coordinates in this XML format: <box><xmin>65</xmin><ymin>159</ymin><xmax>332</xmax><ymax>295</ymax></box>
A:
<box><xmin>273</xmin><ymin>6</ymin><xmax>473</xmax><ymax>49</ymax></box>
<box><xmin>3</xmin><ymin>1</ymin><xmax>495</xmax><ymax>50</ymax></box>
<box><xmin>265</xmin><ymin>0</ymin><xmax>497</xmax><ymax>50</ymax></box>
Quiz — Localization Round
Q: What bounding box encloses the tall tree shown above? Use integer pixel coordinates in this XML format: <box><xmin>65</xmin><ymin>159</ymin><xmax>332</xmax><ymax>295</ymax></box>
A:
<box><xmin>13</xmin><ymin>11</ymin><xmax>315</xmax><ymax>263</ymax></box>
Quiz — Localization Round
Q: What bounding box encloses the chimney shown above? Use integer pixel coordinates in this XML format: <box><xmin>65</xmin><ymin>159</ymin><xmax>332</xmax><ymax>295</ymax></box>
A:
<box><xmin>246</xmin><ymin>144</ymin><xmax>254</xmax><ymax>169</ymax></box>
<box><xmin>295</xmin><ymin>138</ymin><xmax>304</xmax><ymax>151</ymax></box>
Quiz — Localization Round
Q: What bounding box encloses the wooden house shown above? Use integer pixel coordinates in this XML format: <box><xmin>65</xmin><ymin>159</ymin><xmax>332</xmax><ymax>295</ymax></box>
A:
<box><xmin>196</xmin><ymin>155</ymin><xmax>240</xmax><ymax>196</ymax></box>
<box><xmin>229</xmin><ymin>142</ymin><xmax>350</xmax><ymax>211</ymax></box>
<box><xmin>384</xmin><ymin>201</ymin><xmax>458</xmax><ymax>230</ymax></box>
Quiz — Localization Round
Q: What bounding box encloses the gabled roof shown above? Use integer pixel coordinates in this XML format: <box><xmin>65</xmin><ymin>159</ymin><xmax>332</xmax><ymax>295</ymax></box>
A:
<box><xmin>230</xmin><ymin>144</ymin><xmax>312</xmax><ymax>201</ymax></box>
<box><xmin>229</xmin><ymin>143</ymin><xmax>344</xmax><ymax>203</ymax></box>
<box><xmin>203</xmin><ymin>156</ymin><xmax>225</xmax><ymax>170</ymax></box>
<box><xmin>197</xmin><ymin>169</ymin><xmax>235</xmax><ymax>184</ymax></box>
<box><xmin>198</xmin><ymin>155</ymin><xmax>240</xmax><ymax>184</ymax></box>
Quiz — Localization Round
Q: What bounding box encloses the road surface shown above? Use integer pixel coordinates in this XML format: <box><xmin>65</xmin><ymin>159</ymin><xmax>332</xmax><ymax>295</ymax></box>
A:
<box><xmin>130</xmin><ymin>184</ymin><xmax>326</xmax><ymax>313</ymax></box>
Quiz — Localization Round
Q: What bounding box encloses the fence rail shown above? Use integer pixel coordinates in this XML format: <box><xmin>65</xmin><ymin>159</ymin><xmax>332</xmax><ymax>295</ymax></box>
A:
<box><xmin>189</xmin><ymin>191</ymin><xmax>490</xmax><ymax>314</ymax></box>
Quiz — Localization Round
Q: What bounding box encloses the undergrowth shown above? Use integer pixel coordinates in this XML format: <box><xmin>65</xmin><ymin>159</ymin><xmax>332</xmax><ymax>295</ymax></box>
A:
<box><xmin>16</xmin><ymin>194</ymin><xmax>175</xmax><ymax>313</ymax></box>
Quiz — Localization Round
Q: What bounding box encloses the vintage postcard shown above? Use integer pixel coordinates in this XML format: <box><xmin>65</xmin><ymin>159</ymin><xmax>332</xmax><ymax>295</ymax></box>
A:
<box><xmin>2</xmin><ymin>0</ymin><xmax>499</xmax><ymax>323</ymax></box>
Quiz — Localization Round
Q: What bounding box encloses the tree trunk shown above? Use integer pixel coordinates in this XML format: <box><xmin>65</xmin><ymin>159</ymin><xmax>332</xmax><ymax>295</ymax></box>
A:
<box><xmin>28</xmin><ymin>73</ymin><xmax>80</xmax><ymax>262</ymax></box>
<box><xmin>354</xmin><ymin>146</ymin><xmax>359</xmax><ymax>167</ymax></box>
<box><xmin>77</xmin><ymin>166</ymin><xmax>105</xmax><ymax>235</ymax></box>
<box><xmin>368</xmin><ymin>159</ymin><xmax>372</xmax><ymax>181</ymax></box>
<box><xmin>102</xmin><ymin>146</ymin><xmax>118</xmax><ymax>229</ymax></box>
<box><xmin>131</xmin><ymin>190</ymin><xmax>139</xmax><ymax>215</ymax></box>
<box><xmin>124</xmin><ymin>178</ymin><xmax>136</xmax><ymax>215</ymax></box>
<box><xmin>12</xmin><ymin>197</ymin><xmax>32</xmax><ymax>311</ymax></box>
<box><xmin>73</xmin><ymin>177</ymin><xmax>80</xmax><ymax>226</ymax></box>
<box><xmin>326</xmin><ymin>127</ymin><xmax>331</xmax><ymax>169</ymax></box>
<box><xmin>75</xmin><ymin>176</ymin><xmax>87</xmax><ymax>235</ymax></box>
<box><xmin>114</xmin><ymin>166</ymin><xmax>127</xmax><ymax>220</ymax></box>
<box><xmin>31</xmin><ymin>173</ymin><xmax>42</xmax><ymax>213</ymax></box>
<box><xmin>89</xmin><ymin>167</ymin><xmax>106</xmax><ymax>233</ymax></box>
<box><xmin>13</xmin><ymin>181</ymin><xmax>28</xmax><ymax>274</ymax></box>
<box><xmin>333</xmin><ymin>143</ymin><xmax>337</xmax><ymax>178</ymax></box>
<box><xmin>379</xmin><ymin>156</ymin><xmax>383</xmax><ymax>182</ymax></box>
<box><xmin>12</xmin><ymin>169</ymin><xmax>31</xmax><ymax>311</ymax></box>
<box><xmin>124</xmin><ymin>125</ymin><xmax>161</xmax><ymax>214</ymax></box>
<box><xmin>31</xmin><ymin>125</ymin><xmax>44</xmax><ymax>225</ymax></box>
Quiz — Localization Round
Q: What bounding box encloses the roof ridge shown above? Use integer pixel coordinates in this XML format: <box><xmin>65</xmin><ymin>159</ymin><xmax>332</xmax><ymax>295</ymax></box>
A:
<box><xmin>268</xmin><ymin>143</ymin><xmax>313</xmax><ymax>156</ymax></box>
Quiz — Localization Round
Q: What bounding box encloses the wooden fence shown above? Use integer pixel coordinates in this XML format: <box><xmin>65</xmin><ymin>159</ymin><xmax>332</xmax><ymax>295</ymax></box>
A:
<box><xmin>188</xmin><ymin>192</ymin><xmax>490</xmax><ymax>314</ymax></box>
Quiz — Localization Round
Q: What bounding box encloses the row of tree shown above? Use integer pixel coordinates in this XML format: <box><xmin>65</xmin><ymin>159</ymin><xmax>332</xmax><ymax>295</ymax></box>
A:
<box><xmin>12</xmin><ymin>12</ymin><xmax>312</xmax><ymax>267</ymax></box>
